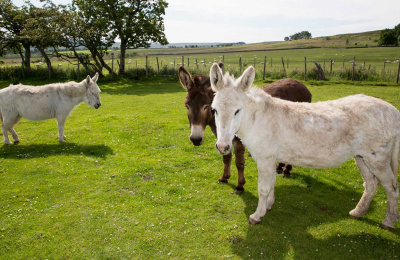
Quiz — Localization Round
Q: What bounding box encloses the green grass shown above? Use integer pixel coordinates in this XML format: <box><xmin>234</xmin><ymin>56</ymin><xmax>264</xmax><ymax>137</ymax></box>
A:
<box><xmin>0</xmin><ymin>77</ymin><xmax>399</xmax><ymax>259</ymax></box>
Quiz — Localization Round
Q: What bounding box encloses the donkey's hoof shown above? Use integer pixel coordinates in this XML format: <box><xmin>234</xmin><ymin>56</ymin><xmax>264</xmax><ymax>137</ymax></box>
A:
<box><xmin>13</xmin><ymin>140</ymin><xmax>19</xmax><ymax>145</ymax></box>
<box><xmin>4</xmin><ymin>141</ymin><xmax>12</xmax><ymax>145</ymax></box>
<box><xmin>381</xmin><ymin>223</ymin><xmax>394</xmax><ymax>230</ymax></box>
<box><xmin>276</xmin><ymin>168</ymin><xmax>283</xmax><ymax>174</ymax></box>
<box><xmin>349</xmin><ymin>209</ymin><xmax>362</xmax><ymax>219</ymax></box>
<box><xmin>218</xmin><ymin>178</ymin><xmax>228</xmax><ymax>184</ymax></box>
<box><xmin>282</xmin><ymin>172</ymin><xmax>291</xmax><ymax>178</ymax></box>
<box><xmin>248</xmin><ymin>217</ymin><xmax>260</xmax><ymax>225</ymax></box>
<box><xmin>235</xmin><ymin>187</ymin><xmax>244</xmax><ymax>195</ymax></box>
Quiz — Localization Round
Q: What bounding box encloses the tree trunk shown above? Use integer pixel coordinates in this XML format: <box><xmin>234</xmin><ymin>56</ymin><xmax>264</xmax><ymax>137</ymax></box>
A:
<box><xmin>119</xmin><ymin>40</ymin><xmax>126</xmax><ymax>75</ymax></box>
<box><xmin>22</xmin><ymin>43</ymin><xmax>31</xmax><ymax>73</ymax></box>
<box><xmin>37</xmin><ymin>47</ymin><xmax>52</xmax><ymax>79</ymax></box>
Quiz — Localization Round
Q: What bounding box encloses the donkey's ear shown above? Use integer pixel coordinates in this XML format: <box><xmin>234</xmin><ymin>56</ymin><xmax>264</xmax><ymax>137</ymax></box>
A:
<box><xmin>210</xmin><ymin>63</ymin><xmax>224</xmax><ymax>92</ymax></box>
<box><xmin>178</xmin><ymin>66</ymin><xmax>194</xmax><ymax>90</ymax></box>
<box><xmin>237</xmin><ymin>66</ymin><xmax>255</xmax><ymax>92</ymax></box>
<box><xmin>92</xmin><ymin>72</ymin><xmax>99</xmax><ymax>83</ymax></box>
<box><xmin>85</xmin><ymin>75</ymin><xmax>91</xmax><ymax>85</ymax></box>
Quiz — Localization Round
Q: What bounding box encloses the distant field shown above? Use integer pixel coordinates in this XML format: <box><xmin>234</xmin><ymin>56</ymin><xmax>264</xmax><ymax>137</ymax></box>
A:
<box><xmin>1</xmin><ymin>30</ymin><xmax>399</xmax><ymax>83</ymax></box>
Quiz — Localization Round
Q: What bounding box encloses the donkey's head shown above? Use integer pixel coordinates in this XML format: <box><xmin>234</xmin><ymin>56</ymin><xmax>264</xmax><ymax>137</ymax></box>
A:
<box><xmin>83</xmin><ymin>72</ymin><xmax>101</xmax><ymax>109</ymax></box>
<box><xmin>179</xmin><ymin>66</ymin><xmax>215</xmax><ymax>146</ymax></box>
<box><xmin>211</xmin><ymin>63</ymin><xmax>255</xmax><ymax>155</ymax></box>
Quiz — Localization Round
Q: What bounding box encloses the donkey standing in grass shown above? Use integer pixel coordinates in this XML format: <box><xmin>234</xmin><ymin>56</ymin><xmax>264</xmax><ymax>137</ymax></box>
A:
<box><xmin>179</xmin><ymin>64</ymin><xmax>311</xmax><ymax>194</ymax></box>
<box><xmin>0</xmin><ymin>73</ymin><xmax>101</xmax><ymax>144</ymax></box>
<box><xmin>210</xmin><ymin>63</ymin><xmax>399</xmax><ymax>229</ymax></box>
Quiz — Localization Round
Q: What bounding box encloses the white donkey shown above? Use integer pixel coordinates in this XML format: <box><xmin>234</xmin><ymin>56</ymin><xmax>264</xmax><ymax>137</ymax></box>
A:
<box><xmin>210</xmin><ymin>63</ymin><xmax>400</xmax><ymax>230</ymax></box>
<box><xmin>0</xmin><ymin>73</ymin><xmax>101</xmax><ymax>144</ymax></box>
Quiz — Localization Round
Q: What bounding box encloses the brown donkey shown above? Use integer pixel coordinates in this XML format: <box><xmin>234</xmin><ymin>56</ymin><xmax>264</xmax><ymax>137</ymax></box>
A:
<box><xmin>178</xmin><ymin>64</ymin><xmax>311</xmax><ymax>194</ymax></box>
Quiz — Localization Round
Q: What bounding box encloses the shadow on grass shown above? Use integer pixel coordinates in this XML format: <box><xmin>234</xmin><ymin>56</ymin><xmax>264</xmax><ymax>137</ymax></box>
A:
<box><xmin>0</xmin><ymin>142</ymin><xmax>114</xmax><ymax>159</ymax></box>
<box><xmin>230</xmin><ymin>173</ymin><xmax>400</xmax><ymax>259</ymax></box>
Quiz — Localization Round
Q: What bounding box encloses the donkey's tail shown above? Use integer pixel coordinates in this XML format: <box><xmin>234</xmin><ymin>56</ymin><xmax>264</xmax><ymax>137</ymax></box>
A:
<box><xmin>390</xmin><ymin>137</ymin><xmax>400</xmax><ymax>177</ymax></box>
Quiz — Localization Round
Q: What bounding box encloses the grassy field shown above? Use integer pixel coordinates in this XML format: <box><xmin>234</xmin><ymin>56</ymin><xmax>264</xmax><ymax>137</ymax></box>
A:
<box><xmin>0</xmin><ymin>76</ymin><xmax>400</xmax><ymax>259</ymax></box>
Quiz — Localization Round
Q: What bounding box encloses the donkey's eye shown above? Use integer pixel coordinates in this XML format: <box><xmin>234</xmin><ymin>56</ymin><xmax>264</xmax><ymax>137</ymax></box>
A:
<box><xmin>213</xmin><ymin>109</ymin><xmax>218</xmax><ymax>116</ymax></box>
<box><xmin>204</xmin><ymin>105</ymin><xmax>209</xmax><ymax>111</ymax></box>
<box><xmin>234</xmin><ymin>109</ymin><xmax>241</xmax><ymax>116</ymax></box>
<box><xmin>185</xmin><ymin>104</ymin><xmax>189</xmax><ymax>110</ymax></box>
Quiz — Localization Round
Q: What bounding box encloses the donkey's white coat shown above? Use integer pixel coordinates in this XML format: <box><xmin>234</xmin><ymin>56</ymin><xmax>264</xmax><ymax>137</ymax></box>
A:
<box><xmin>0</xmin><ymin>73</ymin><xmax>101</xmax><ymax>144</ymax></box>
<box><xmin>210</xmin><ymin>63</ymin><xmax>400</xmax><ymax>229</ymax></box>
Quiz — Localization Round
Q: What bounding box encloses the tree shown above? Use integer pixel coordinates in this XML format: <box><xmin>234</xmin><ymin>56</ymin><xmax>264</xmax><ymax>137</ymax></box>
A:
<box><xmin>284</xmin><ymin>31</ymin><xmax>312</xmax><ymax>41</ymax></box>
<box><xmin>0</xmin><ymin>0</ymin><xmax>33</xmax><ymax>72</ymax></box>
<box><xmin>22</xmin><ymin>1</ymin><xmax>63</xmax><ymax>78</ymax></box>
<box><xmin>55</xmin><ymin>4</ymin><xmax>116</xmax><ymax>77</ymax></box>
<box><xmin>73</xmin><ymin>0</ymin><xmax>169</xmax><ymax>75</ymax></box>
<box><xmin>394</xmin><ymin>23</ymin><xmax>400</xmax><ymax>37</ymax></box>
<box><xmin>378</xmin><ymin>29</ymin><xmax>398</xmax><ymax>46</ymax></box>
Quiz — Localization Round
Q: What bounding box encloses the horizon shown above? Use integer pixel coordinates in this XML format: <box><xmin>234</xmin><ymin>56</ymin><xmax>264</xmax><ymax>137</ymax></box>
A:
<box><xmin>13</xmin><ymin>0</ymin><xmax>400</xmax><ymax>44</ymax></box>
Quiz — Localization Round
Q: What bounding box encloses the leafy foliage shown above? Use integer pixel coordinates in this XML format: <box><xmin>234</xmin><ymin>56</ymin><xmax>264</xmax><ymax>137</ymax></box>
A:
<box><xmin>286</xmin><ymin>31</ymin><xmax>312</xmax><ymax>41</ymax></box>
<box><xmin>378</xmin><ymin>28</ymin><xmax>399</xmax><ymax>46</ymax></box>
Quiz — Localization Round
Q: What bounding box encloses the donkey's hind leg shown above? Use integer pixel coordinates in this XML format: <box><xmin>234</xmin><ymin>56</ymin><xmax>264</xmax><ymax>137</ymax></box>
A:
<box><xmin>9</xmin><ymin>115</ymin><xmax>21</xmax><ymax>144</ymax></box>
<box><xmin>378</xmin><ymin>165</ymin><xmax>399</xmax><ymax>229</ymax></box>
<box><xmin>350</xmin><ymin>156</ymin><xmax>379</xmax><ymax>219</ymax></box>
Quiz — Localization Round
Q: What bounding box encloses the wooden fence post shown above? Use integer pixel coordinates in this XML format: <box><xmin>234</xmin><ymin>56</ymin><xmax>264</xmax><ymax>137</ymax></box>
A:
<box><xmin>330</xmin><ymin>60</ymin><xmax>333</xmax><ymax>73</ymax></box>
<box><xmin>352</xmin><ymin>56</ymin><xmax>355</xmax><ymax>81</ymax></box>
<box><xmin>263</xmin><ymin>56</ymin><xmax>266</xmax><ymax>80</ymax></box>
<box><xmin>182</xmin><ymin>56</ymin><xmax>184</xmax><ymax>67</ymax></box>
<box><xmin>254</xmin><ymin>57</ymin><xmax>256</xmax><ymax>68</ymax></box>
<box><xmin>281</xmin><ymin>57</ymin><xmax>286</xmax><ymax>73</ymax></box>
<box><xmin>196</xmin><ymin>58</ymin><xmax>199</xmax><ymax>69</ymax></box>
<box><xmin>396</xmin><ymin>60</ymin><xmax>400</xmax><ymax>84</ymax></box>
<box><xmin>156</xmin><ymin>57</ymin><xmax>159</xmax><ymax>72</ymax></box>
<box><xmin>239</xmin><ymin>57</ymin><xmax>242</xmax><ymax>71</ymax></box>
<box><xmin>304</xmin><ymin>57</ymin><xmax>307</xmax><ymax>81</ymax></box>
<box><xmin>223</xmin><ymin>55</ymin><xmax>225</xmax><ymax>63</ymax></box>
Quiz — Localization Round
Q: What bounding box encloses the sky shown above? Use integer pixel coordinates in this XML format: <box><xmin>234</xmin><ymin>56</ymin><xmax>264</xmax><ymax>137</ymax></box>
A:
<box><xmin>13</xmin><ymin>0</ymin><xmax>400</xmax><ymax>44</ymax></box>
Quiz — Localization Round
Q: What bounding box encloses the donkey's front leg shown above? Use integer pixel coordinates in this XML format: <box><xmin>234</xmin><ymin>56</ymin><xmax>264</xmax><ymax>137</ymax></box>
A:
<box><xmin>249</xmin><ymin>159</ymin><xmax>277</xmax><ymax>225</ymax></box>
<box><xmin>56</xmin><ymin>116</ymin><xmax>67</xmax><ymax>143</ymax></box>
<box><xmin>219</xmin><ymin>152</ymin><xmax>232</xmax><ymax>184</ymax></box>
<box><xmin>233</xmin><ymin>137</ymin><xmax>246</xmax><ymax>194</ymax></box>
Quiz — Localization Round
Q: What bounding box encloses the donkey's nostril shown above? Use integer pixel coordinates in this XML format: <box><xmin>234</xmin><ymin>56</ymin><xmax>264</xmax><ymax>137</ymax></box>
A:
<box><xmin>224</xmin><ymin>145</ymin><xmax>230</xmax><ymax>152</ymax></box>
<box><xmin>190</xmin><ymin>136</ymin><xmax>203</xmax><ymax>146</ymax></box>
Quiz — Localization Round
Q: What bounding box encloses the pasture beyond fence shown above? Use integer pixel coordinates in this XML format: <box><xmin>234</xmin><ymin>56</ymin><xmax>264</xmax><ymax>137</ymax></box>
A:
<box><xmin>1</xmin><ymin>48</ymin><xmax>400</xmax><ymax>83</ymax></box>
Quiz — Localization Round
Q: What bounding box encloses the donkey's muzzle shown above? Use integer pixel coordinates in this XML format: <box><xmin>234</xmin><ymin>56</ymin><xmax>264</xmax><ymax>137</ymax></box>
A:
<box><xmin>215</xmin><ymin>143</ymin><xmax>231</xmax><ymax>155</ymax></box>
<box><xmin>190</xmin><ymin>136</ymin><xmax>203</xmax><ymax>146</ymax></box>
<box><xmin>95</xmin><ymin>102</ymin><xmax>101</xmax><ymax>109</ymax></box>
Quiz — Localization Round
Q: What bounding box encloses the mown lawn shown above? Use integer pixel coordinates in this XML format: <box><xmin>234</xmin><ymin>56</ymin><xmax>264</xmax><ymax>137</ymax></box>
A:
<box><xmin>0</xmin><ymin>76</ymin><xmax>399</xmax><ymax>259</ymax></box>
